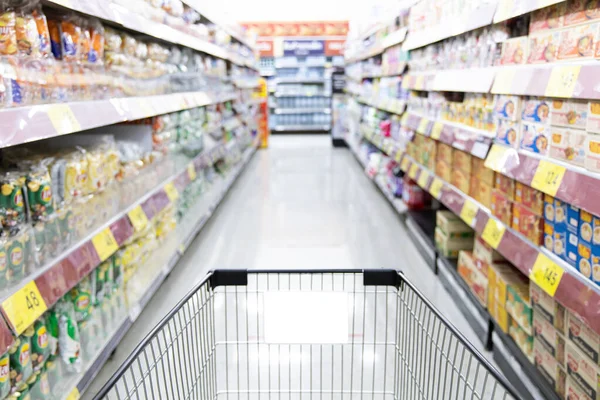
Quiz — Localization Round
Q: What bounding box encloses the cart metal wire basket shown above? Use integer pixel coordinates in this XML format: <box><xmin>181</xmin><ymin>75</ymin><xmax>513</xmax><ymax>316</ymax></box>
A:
<box><xmin>93</xmin><ymin>269</ymin><xmax>520</xmax><ymax>400</ymax></box>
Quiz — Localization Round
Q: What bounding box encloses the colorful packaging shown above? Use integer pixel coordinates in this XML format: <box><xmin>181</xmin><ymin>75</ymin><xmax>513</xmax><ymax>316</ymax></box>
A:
<box><xmin>531</xmin><ymin>282</ymin><xmax>567</xmax><ymax>334</ymax></box>
<box><xmin>591</xmin><ymin>212</ymin><xmax>600</xmax><ymax>285</ymax></box>
<box><xmin>568</xmin><ymin>311</ymin><xmax>600</xmax><ymax>366</ymax></box>
<box><xmin>32</xmin><ymin>7</ymin><xmax>50</xmax><ymax>57</ymax></box>
<box><xmin>493</xmin><ymin>95</ymin><xmax>521</xmax><ymax>120</ymax></box>
<box><xmin>585</xmin><ymin>133</ymin><xmax>600</xmax><ymax>173</ymax></box>
<box><xmin>9</xmin><ymin>331</ymin><xmax>33</xmax><ymax>389</ymax></box>
<box><xmin>30</xmin><ymin>319</ymin><xmax>49</xmax><ymax>372</ymax></box>
<box><xmin>522</xmin><ymin>98</ymin><xmax>552</xmax><ymax>124</ymax></box>
<box><xmin>530</xmin><ymin>3</ymin><xmax>566</xmax><ymax>32</ymax></box>
<box><xmin>534</xmin><ymin>339</ymin><xmax>567</xmax><ymax>399</ymax></box>
<box><xmin>566</xmin><ymin>376</ymin><xmax>594</xmax><ymax>400</ymax></box>
<box><xmin>489</xmin><ymin>292</ymin><xmax>509</xmax><ymax>333</ymax></box>
<box><xmin>506</xmin><ymin>281</ymin><xmax>533</xmax><ymax>335</ymax></box>
<box><xmin>534</xmin><ymin>313</ymin><xmax>566</xmax><ymax>366</ymax></box>
<box><xmin>558</xmin><ymin>23</ymin><xmax>598</xmax><ymax>60</ymax></box>
<box><xmin>520</xmin><ymin>122</ymin><xmax>551</xmax><ymax>155</ymax></box>
<box><xmin>457</xmin><ymin>251</ymin><xmax>488</xmax><ymax>307</ymax></box>
<box><xmin>512</xmin><ymin>202</ymin><xmax>544</xmax><ymax>245</ymax></box>
<box><xmin>437</xmin><ymin>142</ymin><xmax>453</xmax><ymax>164</ymax></box>
<box><xmin>550</xmin><ymin>127</ymin><xmax>587</xmax><ymax>166</ymax></box>
<box><xmin>473</xmin><ymin>235</ymin><xmax>505</xmax><ymax>266</ymax></box>
<box><xmin>435</xmin><ymin>228</ymin><xmax>473</xmax><ymax>258</ymax></box>
<box><xmin>473</xmin><ymin>179</ymin><xmax>493</xmax><ymax>209</ymax></box>
<box><xmin>580</xmin><ymin>210</ymin><xmax>594</xmax><ymax>281</ymax></box>
<box><xmin>15</xmin><ymin>11</ymin><xmax>41</xmax><ymax>57</ymax></box>
<box><xmin>55</xmin><ymin>299</ymin><xmax>81</xmax><ymax>373</ymax></box>
<box><xmin>491</xmin><ymin>189</ymin><xmax>513</xmax><ymax>226</ymax></box>
<box><xmin>0</xmin><ymin>352</ymin><xmax>9</xmax><ymax>400</ymax></box>
<box><xmin>587</xmin><ymin>102</ymin><xmax>600</xmax><ymax>133</ymax></box>
<box><xmin>495</xmin><ymin>174</ymin><xmax>515</xmax><ymax>200</ymax></box>
<box><xmin>435</xmin><ymin>159</ymin><xmax>451</xmax><ymax>183</ymax></box>
<box><xmin>436</xmin><ymin>210</ymin><xmax>473</xmax><ymax>239</ymax></box>
<box><xmin>0</xmin><ymin>11</ymin><xmax>18</xmax><ymax>56</ymax></box>
<box><xmin>452</xmin><ymin>150</ymin><xmax>472</xmax><ymax>174</ymax></box>
<box><xmin>515</xmin><ymin>182</ymin><xmax>544</xmax><ymax>215</ymax></box>
<box><xmin>567</xmin><ymin>205</ymin><xmax>581</xmax><ymax>267</ymax></box>
<box><xmin>564</xmin><ymin>0</ymin><xmax>600</xmax><ymax>26</ymax></box>
<box><xmin>500</xmin><ymin>36</ymin><xmax>529</xmax><ymax>65</ymax></box>
<box><xmin>551</xmin><ymin>99</ymin><xmax>588</xmax><ymax>129</ymax></box>
<box><xmin>509</xmin><ymin>315</ymin><xmax>534</xmax><ymax>360</ymax></box>
<box><xmin>495</xmin><ymin>119</ymin><xmax>520</xmax><ymax>148</ymax></box>
<box><xmin>566</xmin><ymin>341</ymin><xmax>600</xmax><ymax>399</ymax></box>
<box><xmin>472</xmin><ymin>157</ymin><xmax>495</xmax><ymax>186</ymax></box>
<box><xmin>450</xmin><ymin>169</ymin><xmax>470</xmax><ymax>194</ymax></box>
<box><xmin>528</xmin><ymin>31</ymin><xmax>561</xmax><ymax>63</ymax></box>
<box><xmin>554</xmin><ymin>199</ymin><xmax>569</xmax><ymax>260</ymax></box>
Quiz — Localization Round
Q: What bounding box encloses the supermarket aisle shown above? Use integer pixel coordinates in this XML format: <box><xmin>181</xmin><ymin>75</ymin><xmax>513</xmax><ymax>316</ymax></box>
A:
<box><xmin>86</xmin><ymin>135</ymin><xmax>494</xmax><ymax>396</ymax></box>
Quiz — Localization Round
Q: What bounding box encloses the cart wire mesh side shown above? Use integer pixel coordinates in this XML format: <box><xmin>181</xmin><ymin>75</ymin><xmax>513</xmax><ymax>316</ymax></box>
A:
<box><xmin>93</xmin><ymin>269</ymin><xmax>520</xmax><ymax>400</ymax></box>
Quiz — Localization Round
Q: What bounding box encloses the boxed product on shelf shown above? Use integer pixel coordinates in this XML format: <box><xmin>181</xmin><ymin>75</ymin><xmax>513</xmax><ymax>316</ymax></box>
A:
<box><xmin>436</xmin><ymin>210</ymin><xmax>474</xmax><ymax>239</ymax></box>
<box><xmin>473</xmin><ymin>236</ymin><xmax>505</xmax><ymax>266</ymax></box>
<box><xmin>534</xmin><ymin>338</ymin><xmax>567</xmax><ymax>399</ymax></box>
<box><xmin>520</xmin><ymin>122</ymin><xmax>550</xmax><ymax>155</ymax></box>
<box><xmin>489</xmin><ymin>292</ymin><xmax>509</xmax><ymax>333</ymax></box>
<box><xmin>531</xmin><ymin>282</ymin><xmax>567</xmax><ymax>335</ymax></box>
<box><xmin>436</xmin><ymin>159</ymin><xmax>451</xmax><ymax>182</ymax></box>
<box><xmin>470</xmin><ymin>177</ymin><xmax>493</xmax><ymax>209</ymax></box>
<box><xmin>534</xmin><ymin>313</ymin><xmax>566</xmax><ymax>366</ymax></box>
<box><xmin>555</xmin><ymin>198</ymin><xmax>569</xmax><ymax>260</ymax></box>
<box><xmin>558</xmin><ymin>22</ymin><xmax>598</xmax><ymax>60</ymax></box>
<box><xmin>450</xmin><ymin>169</ymin><xmax>470</xmax><ymax>194</ymax></box>
<box><xmin>512</xmin><ymin>202</ymin><xmax>544</xmax><ymax>245</ymax></box>
<box><xmin>500</xmin><ymin>36</ymin><xmax>529</xmax><ymax>65</ymax></box>
<box><xmin>495</xmin><ymin>173</ymin><xmax>516</xmax><ymax>200</ymax></box>
<box><xmin>567</xmin><ymin>205</ymin><xmax>581</xmax><ymax>267</ymax></box>
<box><xmin>528</xmin><ymin>31</ymin><xmax>561</xmax><ymax>63</ymax></box>
<box><xmin>493</xmin><ymin>95</ymin><xmax>521</xmax><ymax>121</ymax></box>
<box><xmin>510</xmin><ymin>314</ymin><xmax>534</xmax><ymax>360</ymax></box>
<box><xmin>585</xmin><ymin>134</ymin><xmax>600</xmax><ymax>172</ymax></box>
<box><xmin>568</xmin><ymin>311</ymin><xmax>600</xmax><ymax>366</ymax></box>
<box><xmin>566</xmin><ymin>376</ymin><xmax>594</xmax><ymax>400</ymax></box>
<box><xmin>579</xmin><ymin>210</ymin><xmax>595</xmax><ymax>280</ymax></box>
<box><xmin>472</xmin><ymin>157</ymin><xmax>495</xmax><ymax>187</ymax></box>
<box><xmin>564</xmin><ymin>0</ymin><xmax>600</xmax><ymax>26</ymax></box>
<box><xmin>457</xmin><ymin>250</ymin><xmax>488</xmax><ymax>307</ymax></box>
<box><xmin>588</xmin><ymin>102</ymin><xmax>600</xmax><ymax>134</ymax></box>
<box><xmin>566</xmin><ymin>341</ymin><xmax>600</xmax><ymax>399</ymax></box>
<box><xmin>506</xmin><ymin>280</ymin><xmax>533</xmax><ymax>335</ymax></box>
<box><xmin>549</xmin><ymin>127</ymin><xmax>587</xmax><ymax>166</ymax></box>
<box><xmin>437</xmin><ymin>142</ymin><xmax>454</xmax><ymax>165</ymax></box>
<box><xmin>529</xmin><ymin>3</ymin><xmax>566</xmax><ymax>33</ymax></box>
<box><xmin>491</xmin><ymin>189</ymin><xmax>513</xmax><ymax>226</ymax></box>
<box><xmin>522</xmin><ymin>98</ymin><xmax>551</xmax><ymax>124</ymax></box>
<box><xmin>435</xmin><ymin>228</ymin><xmax>474</xmax><ymax>259</ymax></box>
<box><xmin>452</xmin><ymin>150</ymin><xmax>472</xmax><ymax>175</ymax></box>
<box><xmin>515</xmin><ymin>182</ymin><xmax>544</xmax><ymax>215</ymax></box>
<box><xmin>551</xmin><ymin>100</ymin><xmax>588</xmax><ymax>129</ymax></box>
<box><xmin>495</xmin><ymin>119</ymin><xmax>520</xmax><ymax>148</ymax></box>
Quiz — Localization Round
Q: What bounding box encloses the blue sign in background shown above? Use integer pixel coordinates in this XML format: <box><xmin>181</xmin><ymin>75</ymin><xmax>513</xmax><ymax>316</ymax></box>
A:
<box><xmin>283</xmin><ymin>40</ymin><xmax>325</xmax><ymax>56</ymax></box>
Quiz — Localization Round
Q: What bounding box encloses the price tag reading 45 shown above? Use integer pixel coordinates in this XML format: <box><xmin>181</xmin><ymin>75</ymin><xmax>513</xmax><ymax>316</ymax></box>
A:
<box><xmin>530</xmin><ymin>253</ymin><xmax>564</xmax><ymax>296</ymax></box>
<box><xmin>2</xmin><ymin>281</ymin><xmax>47</xmax><ymax>335</ymax></box>
<box><xmin>92</xmin><ymin>228</ymin><xmax>119</xmax><ymax>262</ymax></box>
<box><xmin>531</xmin><ymin>160</ymin><xmax>566</xmax><ymax>196</ymax></box>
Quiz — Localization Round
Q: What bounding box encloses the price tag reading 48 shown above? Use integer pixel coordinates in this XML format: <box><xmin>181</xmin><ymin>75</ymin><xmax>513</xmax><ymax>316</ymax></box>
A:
<box><xmin>2</xmin><ymin>281</ymin><xmax>47</xmax><ymax>335</ymax></box>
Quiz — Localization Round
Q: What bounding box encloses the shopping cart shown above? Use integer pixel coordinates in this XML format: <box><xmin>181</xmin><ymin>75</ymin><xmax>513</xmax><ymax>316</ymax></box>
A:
<box><xmin>93</xmin><ymin>269</ymin><xmax>520</xmax><ymax>400</ymax></box>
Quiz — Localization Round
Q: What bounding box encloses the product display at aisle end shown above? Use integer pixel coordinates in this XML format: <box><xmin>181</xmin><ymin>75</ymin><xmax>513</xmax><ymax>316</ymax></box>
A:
<box><xmin>0</xmin><ymin>0</ymin><xmax>261</xmax><ymax>399</ymax></box>
<box><xmin>344</xmin><ymin>1</ymin><xmax>600</xmax><ymax>400</ymax></box>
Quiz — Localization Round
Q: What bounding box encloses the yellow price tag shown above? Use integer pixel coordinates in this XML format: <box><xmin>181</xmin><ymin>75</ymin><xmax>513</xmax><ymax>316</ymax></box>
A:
<box><xmin>530</xmin><ymin>253</ymin><xmax>564</xmax><ymax>296</ymax></box>
<box><xmin>460</xmin><ymin>199</ymin><xmax>479</xmax><ymax>227</ymax></box>
<box><xmin>418</xmin><ymin>118</ymin><xmax>429</xmax><ymax>134</ymax></box>
<box><xmin>394</xmin><ymin>151</ymin><xmax>403</xmax><ymax>163</ymax></box>
<box><xmin>415</xmin><ymin>75</ymin><xmax>425</xmax><ymax>90</ymax></box>
<box><xmin>92</xmin><ymin>228</ymin><xmax>119</xmax><ymax>262</ymax></box>
<box><xmin>46</xmin><ymin>104</ymin><xmax>81</xmax><ymax>134</ymax></box>
<box><xmin>431</xmin><ymin>122</ymin><xmax>444</xmax><ymax>140</ymax></box>
<box><xmin>401</xmin><ymin>77</ymin><xmax>411</xmax><ymax>89</ymax></box>
<box><xmin>65</xmin><ymin>388</ymin><xmax>80</xmax><ymax>400</ymax></box>
<box><xmin>400</xmin><ymin>113</ymin><xmax>409</xmax><ymax>126</ymax></box>
<box><xmin>164</xmin><ymin>182</ymin><xmax>179</xmax><ymax>202</ymax></box>
<box><xmin>429</xmin><ymin>178</ymin><xmax>444</xmax><ymax>199</ymax></box>
<box><xmin>484</xmin><ymin>144</ymin><xmax>509</xmax><ymax>172</ymax></box>
<box><xmin>491</xmin><ymin>68</ymin><xmax>516</xmax><ymax>94</ymax></box>
<box><xmin>127</xmin><ymin>206</ymin><xmax>149</xmax><ymax>232</ymax></box>
<box><xmin>400</xmin><ymin>157</ymin><xmax>410</xmax><ymax>171</ymax></box>
<box><xmin>188</xmin><ymin>163</ymin><xmax>197</xmax><ymax>181</ymax></box>
<box><xmin>531</xmin><ymin>160</ymin><xmax>566</xmax><ymax>196</ymax></box>
<box><xmin>417</xmin><ymin>170</ymin><xmax>430</xmax><ymax>188</ymax></box>
<box><xmin>481</xmin><ymin>218</ymin><xmax>506</xmax><ymax>249</ymax></box>
<box><xmin>545</xmin><ymin>65</ymin><xmax>581</xmax><ymax>98</ymax></box>
<box><xmin>408</xmin><ymin>164</ymin><xmax>419</xmax><ymax>180</ymax></box>
<box><xmin>2</xmin><ymin>281</ymin><xmax>48</xmax><ymax>335</ymax></box>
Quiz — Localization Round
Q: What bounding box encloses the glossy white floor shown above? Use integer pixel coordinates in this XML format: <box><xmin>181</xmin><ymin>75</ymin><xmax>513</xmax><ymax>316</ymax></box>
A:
<box><xmin>85</xmin><ymin>134</ymin><xmax>501</xmax><ymax>398</ymax></box>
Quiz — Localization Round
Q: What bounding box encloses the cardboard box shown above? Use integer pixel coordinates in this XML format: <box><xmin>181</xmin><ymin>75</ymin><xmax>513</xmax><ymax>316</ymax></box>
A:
<box><xmin>437</xmin><ymin>142</ymin><xmax>454</xmax><ymax>165</ymax></box>
<box><xmin>451</xmin><ymin>169</ymin><xmax>471</xmax><ymax>194</ymax></box>
<box><xmin>550</xmin><ymin>127</ymin><xmax>587</xmax><ymax>166</ymax></box>
<box><xmin>501</xmin><ymin>36</ymin><xmax>529</xmax><ymax>65</ymax></box>
<box><xmin>506</xmin><ymin>280</ymin><xmax>533</xmax><ymax>335</ymax></box>
<box><xmin>568</xmin><ymin>312</ymin><xmax>600</xmax><ymax>366</ymax></box>
<box><xmin>453</xmin><ymin>150</ymin><xmax>472</xmax><ymax>174</ymax></box>
<box><xmin>495</xmin><ymin>119</ymin><xmax>520</xmax><ymax>148</ymax></box>
<box><xmin>515</xmin><ymin>182</ymin><xmax>544</xmax><ymax>215</ymax></box>
<box><xmin>534</xmin><ymin>313</ymin><xmax>566</xmax><ymax>366</ymax></box>
<box><xmin>435</xmin><ymin>159</ymin><xmax>451</xmax><ymax>182</ymax></box>
<box><xmin>471</xmin><ymin>157</ymin><xmax>495</xmax><ymax>186</ymax></box>
<box><xmin>493</xmin><ymin>95</ymin><xmax>522</xmax><ymax>120</ymax></box>
<box><xmin>491</xmin><ymin>189</ymin><xmax>513</xmax><ymax>225</ymax></box>
<box><xmin>512</xmin><ymin>202</ymin><xmax>544</xmax><ymax>245</ymax></box>
<box><xmin>489</xmin><ymin>293</ymin><xmax>509</xmax><ymax>333</ymax></box>
<box><xmin>566</xmin><ymin>341</ymin><xmax>600</xmax><ymax>399</ymax></box>
<box><xmin>531</xmin><ymin>282</ymin><xmax>567</xmax><ymax>335</ymax></box>
<box><xmin>435</xmin><ymin>227</ymin><xmax>473</xmax><ymax>258</ymax></box>
<box><xmin>522</xmin><ymin>97</ymin><xmax>552</xmax><ymax>124</ymax></box>
<box><xmin>558</xmin><ymin>23</ymin><xmax>598</xmax><ymax>60</ymax></box>
<box><xmin>585</xmin><ymin>133</ymin><xmax>600</xmax><ymax>173</ymax></box>
<box><xmin>564</xmin><ymin>0</ymin><xmax>600</xmax><ymax>26</ymax></box>
<box><xmin>534</xmin><ymin>339</ymin><xmax>567</xmax><ymax>399</ymax></box>
<box><xmin>528</xmin><ymin>31</ymin><xmax>561</xmax><ymax>63</ymax></box>
<box><xmin>473</xmin><ymin>235</ymin><xmax>505</xmax><ymax>266</ymax></box>
<box><xmin>495</xmin><ymin>174</ymin><xmax>515</xmax><ymax>200</ymax></box>
<box><xmin>530</xmin><ymin>3</ymin><xmax>566</xmax><ymax>32</ymax></box>
<box><xmin>457</xmin><ymin>251</ymin><xmax>488</xmax><ymax>307</ymax></box>
<box><xmin>436</xmin><ymin>210</ymin><xmax>474</xmax><ymax>238</ymax></box>
<box><xmin>568</xmin><ymin>205</ymin><xmax>581</xmax><ymax>267</ymax></box>
<box><xmin>551</xmin><ymin>99</ymin><xmax>588</xmax><ymax>129</ymax></box>
<box><xmin>545</xmin><ymin>194</ymin><xmax>556</xmax><ymax>252</ymax></box>
<box><xmin>476</xmin><ymin>180</ymin><xmax>493</xmax><ymax>209</ymax></box>
<box><xmin>510</xmin><ymin>315</ymin><xmax>534</xmax><ymax>361</ymax></box>
<box><xmin>489</xmin><ymin>262</ymin><xmax>528</xmax><ymax>306</ymax></box>
<box><xmin>567</xmin><ymin>376</ymin><xmax>594</xmax><ymax>400</ymax></box>
<box><xmin>520</xmin><ymin>122</ymin><xmax>551</xmax><ymax>155</ymax></box>
<box><xmin>554</xmin><ymin>198</ymin><xmax>569</xmax><ymax>259</ymax></box>
<box><xmin>587</xmin><ymin>102</ymin><xmax>600</xmax><ymax>134</ymax></box>
<box><xmin>580</xmin><ymin>210</ymin><xmax>594</xmax><ymax>279</ymax></box>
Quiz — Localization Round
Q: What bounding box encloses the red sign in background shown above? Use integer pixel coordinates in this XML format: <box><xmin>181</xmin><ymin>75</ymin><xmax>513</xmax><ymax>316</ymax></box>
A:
<box><xmin>256</xmin><ymin>39</ymin><xmax>274</xmax><ymax>57</ymax></box>
<box><xmin>325</xmin><ymin>40</ymin><xmax>345</xmax><ymax>56</ymax></box>
<box><xmin>241</xmin><ymin>21</ymin><xmax>349</xmax><ymax>37</ymax></box>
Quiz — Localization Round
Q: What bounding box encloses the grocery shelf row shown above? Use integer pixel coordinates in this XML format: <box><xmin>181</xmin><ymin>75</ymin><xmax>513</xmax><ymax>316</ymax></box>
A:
<box><xmin>274</xmin><ymin>108</ymin><xmax>331</xmax><ymax>114</ymax></box>
<box><xmin>355</xmin><ymin>96</ymin><xmax>406</xmax><ymax>115</ymax></box>
<box><xmin>62</xmin><ymin>144</ymin><xmax>256</xmax><ymax>399</ymax></box>
<box><xmin>271</xmin><ymin>124</ymin><xmax>331</xmax><ymax>132</ymax></box>
<box><xmin>46</xmin><ymin>0</ymin><xmax>256</xmax><ymax>69</ymax></box>
<box><xmin>360</xmin><ymin>128</ymin><xmax>600</xmax><ymax>339</ymax></box>
<box><xmin>0</xmin><ymin>91</ymin><xmax>235</xmax><ymax>149</ymax></box>
<box><xmin>345</xmin><ymin>27</ymin><xmax>408</xmax><ymax>64</ymax></box>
